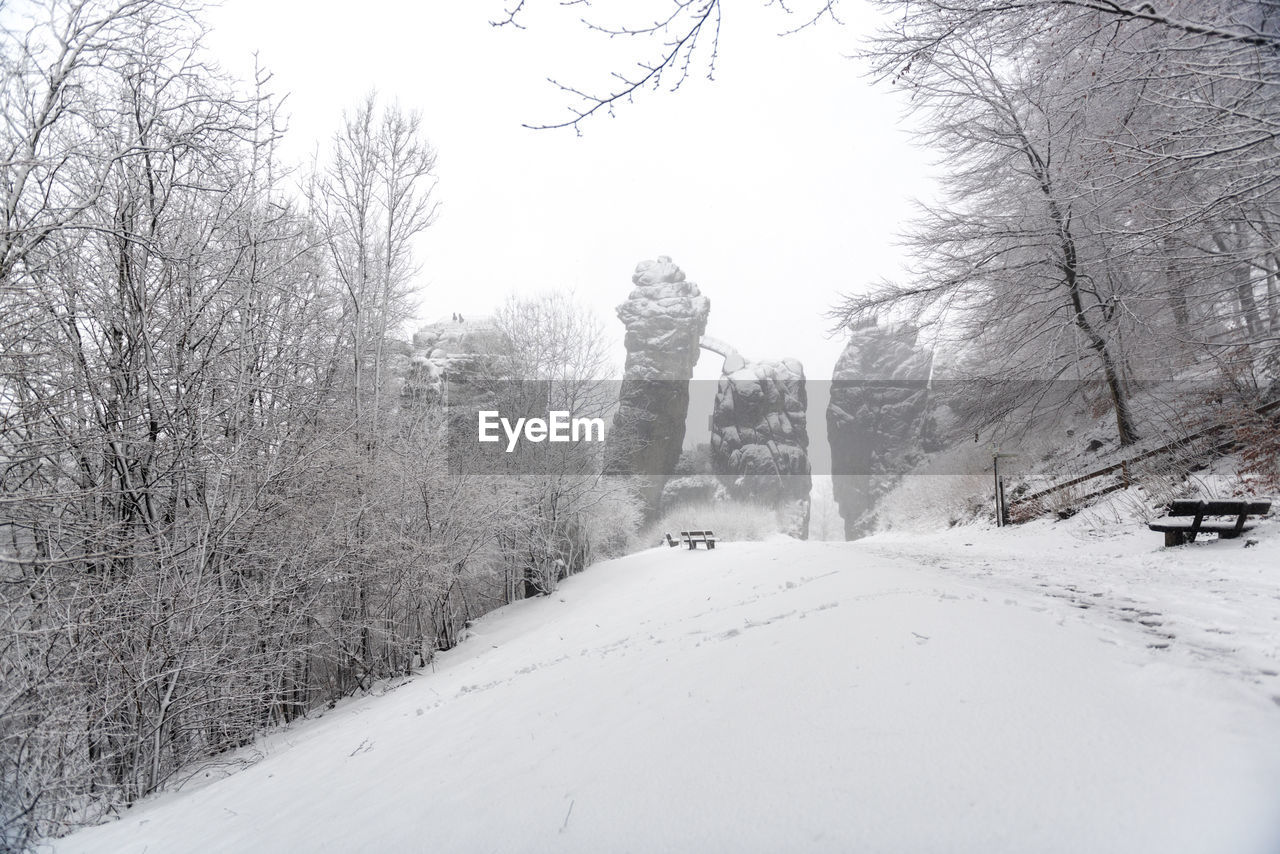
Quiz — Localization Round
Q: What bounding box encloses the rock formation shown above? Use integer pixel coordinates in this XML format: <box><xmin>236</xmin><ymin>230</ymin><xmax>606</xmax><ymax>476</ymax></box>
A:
<box><xmin>710</xmin><ymin>357</ymin><xmax>812</xmax><ymax>538</ymax></box>
<box><xmin>402</xmin><ymin>316</ymin><xmax>507</xmax><ymax>404</ymax></box>
<box><xmin>826</xmin><ymin>320</ymin><xmax>933</xmax><ymax>539</ymax></box>
<box><xmin>604</xmin><ymin>257</ymin><xmax>710</xmax><ymax>518</ymax></box>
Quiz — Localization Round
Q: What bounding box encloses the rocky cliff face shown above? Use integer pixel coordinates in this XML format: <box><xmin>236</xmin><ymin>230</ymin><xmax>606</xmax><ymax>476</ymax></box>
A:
<box><xmin>604</xmin><ymin>257</ymin><xmax>710</xmax><ymax>518</ymax></box>
<box><xmin>710</xmin><ymin>358</ymin><xmax>812</xmax><ymax>538</ymax></box>
<box><xmin>402</xmin><ymin>317</ymin><xmax>508</xmax><ymax>404</ymax></box>
<box><xmin>827</xmin><ymin>321</ymin><xmax>933</xmax><ymax>539</ymax></box>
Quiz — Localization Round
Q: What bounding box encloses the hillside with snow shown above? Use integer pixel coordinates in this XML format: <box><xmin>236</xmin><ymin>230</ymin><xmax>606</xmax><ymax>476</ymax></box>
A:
<box><xmin>52</xmin><ymin>518</ymin><xmax>1280</xmax><ymax>854</ymax></box>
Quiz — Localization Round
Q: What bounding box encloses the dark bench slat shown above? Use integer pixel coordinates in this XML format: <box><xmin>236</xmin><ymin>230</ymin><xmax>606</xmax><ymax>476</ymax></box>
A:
<box><xmin>679</xmin><ymin>530</ymin><xmax>717</xmax><ymax>550</ymax></box>
<box><xmin>1151</xmin><ymin>498</ymin><xmax>1270</xmax><ymax>546</ymax></box>
<box><xmin>1166</xmin><ymin>500</ymin><xmax>1271</xmax><ymax>516</ymax></box>
<box><xmin>1150</xmin><ymin>520</ymin><xmax>1258</xmax><ymax>532</ymax></box>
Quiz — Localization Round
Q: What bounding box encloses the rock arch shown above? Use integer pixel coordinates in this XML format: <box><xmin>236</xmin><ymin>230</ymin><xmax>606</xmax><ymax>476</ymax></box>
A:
<box><xmin>605</xmin><ymin>256</ymin><xmax>811</xmax><ymax>536</ymax></box>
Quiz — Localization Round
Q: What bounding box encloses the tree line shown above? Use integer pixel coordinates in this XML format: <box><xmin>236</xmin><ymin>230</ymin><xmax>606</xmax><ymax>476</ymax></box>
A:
<box><xmin>0</xmin><ymin>2</ymin><xmax>633</xmax><ymax>846</ymax></box>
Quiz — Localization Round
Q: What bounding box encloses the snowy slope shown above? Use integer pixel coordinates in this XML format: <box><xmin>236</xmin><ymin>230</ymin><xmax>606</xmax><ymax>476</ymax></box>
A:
<box><xmin>53</xmin><ymin>531</ymin><xmax>1280</xmax><ymax>854</ymax></box>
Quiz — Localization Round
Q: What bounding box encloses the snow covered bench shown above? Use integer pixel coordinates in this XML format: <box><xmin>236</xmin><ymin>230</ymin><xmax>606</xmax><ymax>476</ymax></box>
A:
<box><xmin>1148</xmin><ymin>499</ymin><xmax>1271</xmax><ymax>546</ymax></box>
<box><xmin>679</xmin><ymin>530</ymin><xmax>716</xmax><ymax>550</ymax></box>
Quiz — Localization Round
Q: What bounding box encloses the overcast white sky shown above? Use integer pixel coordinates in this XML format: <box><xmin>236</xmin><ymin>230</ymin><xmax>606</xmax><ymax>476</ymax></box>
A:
<box><xmin>205</xmin><ymin>0</ymin><xmax>936</xmax><ymax>458</ymax></box>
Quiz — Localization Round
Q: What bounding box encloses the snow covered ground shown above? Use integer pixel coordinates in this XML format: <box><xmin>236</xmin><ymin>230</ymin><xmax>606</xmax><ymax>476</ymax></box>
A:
<box><xmin>52</xmin><ymin>517</ymin><xmax>1280</xmax><ymax>853</ymax></box>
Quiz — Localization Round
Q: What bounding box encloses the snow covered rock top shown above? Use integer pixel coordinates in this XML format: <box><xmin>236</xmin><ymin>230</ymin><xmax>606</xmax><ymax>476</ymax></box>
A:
<box><xmin>631</xmin><ymin>254</ymin><xmax>686</xmax><ymax>286</ymax></box>
<box><xmin>616</xmin><ymin>256</ymin><xmax>710</xmax><ymax>347</ymax></box>
<box><xmin>403</xmin><ymin>316</ymin><xmax>509</xmax><ymax>403</ymax></box>
<box><xmin>411</xmin><ymin>316</ymin><xmax>505</xmax><ymax>357</ymax></box>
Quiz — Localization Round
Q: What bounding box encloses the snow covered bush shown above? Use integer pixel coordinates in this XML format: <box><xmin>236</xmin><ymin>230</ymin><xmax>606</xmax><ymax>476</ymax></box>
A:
<box><xmin>874</xmin><ymin>441</ymin><xmax>995</xmax><ymax>532</ymax></box>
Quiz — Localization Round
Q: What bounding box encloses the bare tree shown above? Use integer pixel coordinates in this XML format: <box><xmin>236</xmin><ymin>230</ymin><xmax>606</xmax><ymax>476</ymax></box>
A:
<box><xmin>821</xmin><ymin>0</ymin><xmax>1280</xmax><ymax>445</ymax></box>
<box><xmin>493</xmin><ymin>0</ymin><xmax>841</xmax><ymax>131</ymax></box>
<box><xmin>1</xmin><ymin>4</ymin><xmax>353</xmax><ymax>843</ymax></box>
<box><xmin>490</xmin><ymin>292</ymin><xmax>638</xmax><ymax>597</ymax></box>
<box><xmin>826</xmin><ymin>25</ymin><xmax>1144</xmax><ymax>443</ymax></box>
<box><xmin>307</xmin><ymin>93</ymin><xmax>438</xmax><ymax>687</ymax></box>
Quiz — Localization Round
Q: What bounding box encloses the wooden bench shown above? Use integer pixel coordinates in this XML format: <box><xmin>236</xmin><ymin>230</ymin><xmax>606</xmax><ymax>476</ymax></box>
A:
<box><xmin>679</xmin><ymin>530</ymin><xmax>716</xmax><ymax>550</ymax></box>
<box><xmin>1149</xmin><ymin>499</ymin><xmax>1271</xmax><ymax>546</ymax></box>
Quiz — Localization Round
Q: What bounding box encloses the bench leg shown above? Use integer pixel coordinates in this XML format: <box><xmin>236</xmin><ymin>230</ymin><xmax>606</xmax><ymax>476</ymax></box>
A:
<box><xmin>1220</xmin><ymin>512</ymin><xmax>1249</xmax><ymax>539</ymax></box>
<box><xmin>1164</xmin><ymin>530</ymin><xmax>1184</xmax><ymax>547</ymax></box>
<box><xmin>1187</xmin><ymin>507</ymin><xmax>1204</xmax><ymax>543</ymax></box>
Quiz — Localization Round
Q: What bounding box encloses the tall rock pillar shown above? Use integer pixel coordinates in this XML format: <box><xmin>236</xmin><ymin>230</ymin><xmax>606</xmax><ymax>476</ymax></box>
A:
<box><xmin>604</xmin><ymin>256</ymin><xmax>710</xmax><ymax>518</ymax></box>
<box><xmin>826</xmin><ymin>321</ymin><xmax>932</xmax><ymax>539</ymax></box>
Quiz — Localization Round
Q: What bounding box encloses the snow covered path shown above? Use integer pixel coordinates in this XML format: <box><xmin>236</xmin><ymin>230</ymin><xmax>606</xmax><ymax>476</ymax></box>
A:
<box><xmin>55</xmin><ymin>536</ymin><xmax>1280</xmax><ymax>854</ymax></box>
<box><xmin>865</xmin><ymin>516</ymin><xmax>1280</xmax><ymax>704</ymax></box>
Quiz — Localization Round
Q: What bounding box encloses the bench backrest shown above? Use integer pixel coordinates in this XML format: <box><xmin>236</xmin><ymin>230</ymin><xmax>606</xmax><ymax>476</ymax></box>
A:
<box><xmin>1167</xmin><ymin>499</ymin><xmax>1271</xmax><ymax>516</ymax></box>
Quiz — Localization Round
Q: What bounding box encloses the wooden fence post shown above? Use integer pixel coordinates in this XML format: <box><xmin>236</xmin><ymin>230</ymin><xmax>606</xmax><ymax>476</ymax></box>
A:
<box><xmin>993</xmin><ymin>454</ymin><xmax>1002</xmax><ymax>527</ymax></box>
